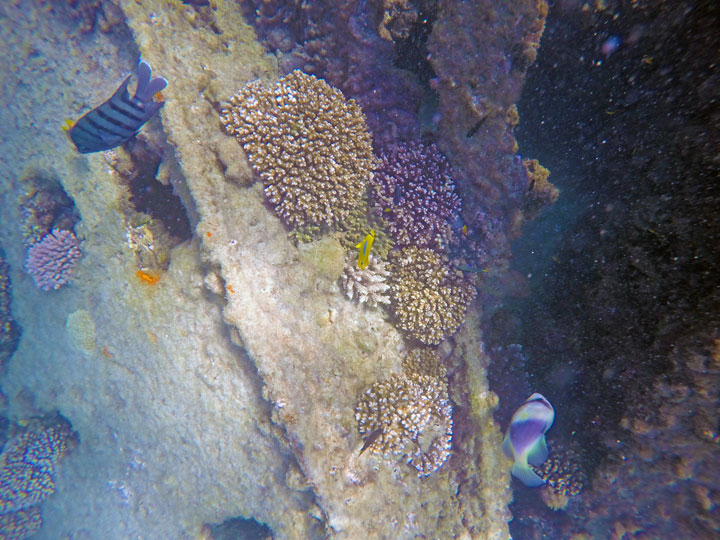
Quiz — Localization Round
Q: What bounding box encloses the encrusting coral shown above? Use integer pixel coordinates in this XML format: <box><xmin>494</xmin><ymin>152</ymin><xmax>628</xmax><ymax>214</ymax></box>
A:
<box><xmin>220</xmin><ymin>70</ymin><xmax>375</xmax><ymax>229</ymax></box>
<box><xmin>340</xmin><ymin>253</ymin><xmax>391</xmax><ymax>308</ymax></box>
<box><xmin>355</xmin><ymin>367</ymin><xmax>453</xmax><ymax>477</ymax></box>
<box><xmin>389</xmin><ymin>246</ymin><xmax>477</xmax><ymax>345</ymax></box>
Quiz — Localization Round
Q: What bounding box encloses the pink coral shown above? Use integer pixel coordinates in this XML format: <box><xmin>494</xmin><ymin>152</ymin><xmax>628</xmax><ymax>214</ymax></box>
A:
<box><xmin>25</xmin><ymin>229</ymin><xmax>81</xmax><ymax>291</ymax></box>
<box><xmin>370</xmin><ymin>142</ymin><xmax>461</xmax><ymax>251</ymax></box>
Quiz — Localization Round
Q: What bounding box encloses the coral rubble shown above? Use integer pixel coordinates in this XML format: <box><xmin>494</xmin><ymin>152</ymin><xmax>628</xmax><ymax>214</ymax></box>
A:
<box><xmin>221</xmin><ymin>70</ymin><xmax>374</xmax><ymax>229</ymax></box>
<box><xmin>390</xmin><ymin>246</ymin><xmax>476</xmax><ymax>344</ymax></box>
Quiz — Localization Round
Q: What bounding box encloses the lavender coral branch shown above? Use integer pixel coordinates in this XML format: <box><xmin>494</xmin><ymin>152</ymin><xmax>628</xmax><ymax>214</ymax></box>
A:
<box><xmin>25</xmin><ymin>229</ymin><xmax>81</xmax><ymax>291</ymax></box>
<box><xmin>370</xmin><ymin>142</ymin><xmax>461</xmax><ymax>251</ymax></box>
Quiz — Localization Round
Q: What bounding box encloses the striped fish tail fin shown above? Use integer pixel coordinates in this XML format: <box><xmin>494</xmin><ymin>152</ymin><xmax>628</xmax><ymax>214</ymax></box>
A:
<box><xmin>134</xmin><ymin>60</ymin><xmax>168</xmax><ymax>102</ymax></box>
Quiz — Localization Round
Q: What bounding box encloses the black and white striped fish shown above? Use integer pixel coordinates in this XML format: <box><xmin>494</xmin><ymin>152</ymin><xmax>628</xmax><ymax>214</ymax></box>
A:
<box><xmin>66</xmin><ymin>60</ymin><xmax>167</xmax><ymax>153</ymax></box>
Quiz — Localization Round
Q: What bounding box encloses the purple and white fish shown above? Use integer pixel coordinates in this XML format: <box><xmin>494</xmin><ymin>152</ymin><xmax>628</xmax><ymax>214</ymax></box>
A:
<box><xmin>502</xmin><ymin>392</ymin><xmax>555</xmax><ymax>487</ymax></box>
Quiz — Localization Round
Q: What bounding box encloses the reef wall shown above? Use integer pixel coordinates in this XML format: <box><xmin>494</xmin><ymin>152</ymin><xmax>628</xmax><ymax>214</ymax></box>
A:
<box><xmin>0</xmin><ymin>2</ymin><xmax>313</xmax><ymax>538</ymax></box>
<box><xmin>0</xmin><ymin>0</ymin><xmax>551</xmax><ymax>538</ymax></box>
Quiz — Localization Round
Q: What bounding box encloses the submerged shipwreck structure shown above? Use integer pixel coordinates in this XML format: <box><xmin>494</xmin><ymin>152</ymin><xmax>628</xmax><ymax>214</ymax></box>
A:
<box><xmin>0</xmin><ymin>1</ymin><xmax>556</xmax><ymax>538</ymax></box>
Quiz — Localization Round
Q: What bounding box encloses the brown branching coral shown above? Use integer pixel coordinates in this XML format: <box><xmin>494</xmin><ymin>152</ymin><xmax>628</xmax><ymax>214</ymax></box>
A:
<box><xmin>402</xmin><ymin>347</ymin><xmax>447</xmax><ymax>379</ymax></box>
<box><xmin>389</xmin><ymin>246</ymin><xmax>477</xmax><ymax>345</ymax></box>
<box><xmin>220</xmin><ymin>70</ymin><xmax>375</xmax><ymax>228</ymax></box>
<box><xmin>530</xmin><ymin>442</ymin><xmax>585</xmax><ymax>511</ymax></box>
<box><xmin>355</xmin><ymin>370</ymin><xmax>452</xmax><ymax>476</ymax></box>
<box><xmin>340</xmin><ymin>254</ymin><xmax>391</xmax><ymax>308</ymax></box>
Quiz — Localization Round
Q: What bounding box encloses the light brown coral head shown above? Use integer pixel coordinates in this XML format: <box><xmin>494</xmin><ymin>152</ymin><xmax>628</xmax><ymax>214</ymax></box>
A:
<box><xmin>220</xmin><ymin>70</ymin><xmax>374</xmax><ymax>229</ymax></box>
<box><xmin>355</xmin><ymin>372</ymin><xmax>453</xmax><ymax>476</ymax></box>
<box><xmin>390</xmin><ymin>246</ymin><xmax>477</xmax><ymax>345</ymax></box>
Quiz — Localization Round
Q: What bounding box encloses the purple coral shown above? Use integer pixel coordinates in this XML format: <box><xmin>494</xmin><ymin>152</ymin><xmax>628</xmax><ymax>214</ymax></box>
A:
<box><xmin>25</xmin><ymin>229</ymin><xmax>81</xmax><ymax>291</ymax></box>
<box><xmin>370</xmin><ymin>142</ymin><xmax>461</xmax><ymax>251</ymax></box>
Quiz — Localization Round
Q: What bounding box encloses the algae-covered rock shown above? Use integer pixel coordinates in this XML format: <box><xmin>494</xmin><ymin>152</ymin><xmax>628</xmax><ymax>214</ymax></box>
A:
<box><xmin>298</xmin><ymin>236</ymin><xmax>346</xmax><ymax>284</ymax></box>
<box><xmin>65</xmin><ymin>309</ymin><xmax>96</xmax><ymax>358</ymax></box>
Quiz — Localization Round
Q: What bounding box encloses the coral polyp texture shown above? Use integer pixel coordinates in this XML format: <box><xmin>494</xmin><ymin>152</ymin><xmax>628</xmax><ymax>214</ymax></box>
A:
<box><xmin>530</xmin><ymin>442</ymin><xmax>585</xmax><ymax>511</ymax></box>
<box><xmin>340</xmin><ymin>254</ymin><xmax>391</xmax><ymax>308</ymax></box>
<box><xmin>402</xmin><ymin>347</ymin><xmax>447</xmax><ymax>380</ymax></box>
<box><xmin>0</xmin><ymin>425</ymin><xmax>73</xmax><ymax>515</ymax></box>
<box><xmin>355</xmin><ymin>371</ymin><xmax>453</xmax><ymax>477</ymax></box>
<box><xmin>0</xmin><ymin>507</ymin><xmax>42</xmax><ymax>540</ymax></box>
<box><xmin>220</xmin><ymin>70</ymin><xmax>374</xmax><ymax>228</ymax></box>
<box><xmin>390</xmin><ymin>246</ymin><xmax>477</xmax><ymax>345</ymax></box>
<box><xmin>24</xmin><ymin>229</ymin><xmax>81</xmax><ymax>291</ymax></box>
<box><xmin>370</xmin><ymin>142</ymin><xmax>461</xmax><ymax>251</ymax></box>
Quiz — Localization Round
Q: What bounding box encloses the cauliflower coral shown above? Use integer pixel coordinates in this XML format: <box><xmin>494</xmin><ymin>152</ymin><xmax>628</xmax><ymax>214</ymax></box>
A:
<box><xmin>389</xmin><ymin>246</ymin><xmax>476</xmax><ymax>345</ymax></box>
<box><xmin>221</xmin><ymin>70</ymin><xmax>374</xmax><ymax>229</ymax></box>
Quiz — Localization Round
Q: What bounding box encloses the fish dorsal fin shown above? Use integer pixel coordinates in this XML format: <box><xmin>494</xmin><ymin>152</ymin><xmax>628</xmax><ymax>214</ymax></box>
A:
<box><xmin>134</xmin><ymin>60</ymin><xmax>167</xmax><ymax>102</ymax></box>
<box><xmin>526</xmin><ymin>435</ymin><xmax>549</xmax><ymax>466</ymax></box>
<box><xmin>110</xmin><ymin>74</ymin><xmax>133</xmax><ymax>103</ymax></box>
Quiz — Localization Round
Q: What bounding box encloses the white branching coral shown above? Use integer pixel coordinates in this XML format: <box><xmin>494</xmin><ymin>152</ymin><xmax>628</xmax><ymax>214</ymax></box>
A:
<box><xmin>355</xmin><ymin>370</ymin><xmax>453</xmax><ymax>476</ymax></box>
<box><xmin>340</xmin><ymin>254</ymin><xmax>391</xmax><ymax>308</ymax></box>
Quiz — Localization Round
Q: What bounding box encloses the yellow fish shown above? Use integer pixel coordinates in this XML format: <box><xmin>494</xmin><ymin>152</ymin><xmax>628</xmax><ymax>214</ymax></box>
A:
<box><xmin>355</xmin><ymin>230</ymin><xmax>375</xmax><ymax>270</ymax></box>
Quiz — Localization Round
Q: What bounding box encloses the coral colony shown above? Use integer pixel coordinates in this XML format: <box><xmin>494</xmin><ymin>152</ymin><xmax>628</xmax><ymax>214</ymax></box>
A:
<box><xmin>221</xmin><ymin>68</ymin><xmax>487</xmax><ymax>476</ymax></box>
<box><xmin>355</xmin><ymin>349</ymin><xmax>453</xmax><ymax>477</ymax></box>
<box><xmin>221</xmin><ymin>70</ymin><xmax>374</xmax><ymax>228</ymax></box>
<box><xmin>24</xmin><ymin>229</ymin><xmax>82</xmax><ymax>291</ymax></box>
<box><xmin>370</xmin><ymin>142</ymin><xmax>462</xmax><ymax>252</ymax></box>
<box><xmin>0</xmin><ymin>425</ymin><xmax>75</xmax><ymax>538</ymax></box>
<box><xmin>221</xmin><ymin>65</ymin><xmax>480</xmax><ymax>479</ymax></box>
<box><xmin>390</xmin><ymin>246</ymin><xmax>477</xmax><ymax>346</ymax></box>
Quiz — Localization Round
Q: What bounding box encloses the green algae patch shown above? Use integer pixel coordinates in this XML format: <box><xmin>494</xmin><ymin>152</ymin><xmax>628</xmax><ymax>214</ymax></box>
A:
<box><xmin>298</xmin><ymin>236</ymin><xmax>346</xmax><ymax>283</ymax></box>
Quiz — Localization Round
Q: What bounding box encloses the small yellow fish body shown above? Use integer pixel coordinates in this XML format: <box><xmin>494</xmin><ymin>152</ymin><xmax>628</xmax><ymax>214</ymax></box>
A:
<box><xmin>355</xmin><ymin>229</ymin><xmax>375</xmax><ymax>269</ymax></box>
<box><xmin>61</xmin><ymin>118</ymin><xmax>74</xmax><ymax>132</ymax></box>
